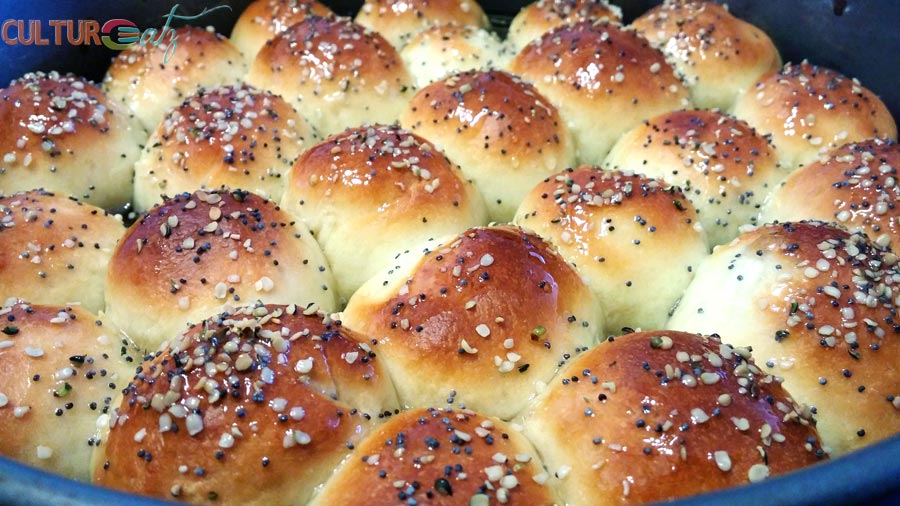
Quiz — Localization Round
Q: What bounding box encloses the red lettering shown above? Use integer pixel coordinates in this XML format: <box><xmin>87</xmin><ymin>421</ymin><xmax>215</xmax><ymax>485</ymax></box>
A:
<box><xmin>20</xmin><ymin>20</ymin><xmax>34</xmax><ymax>46</ymax></box>
<box><xmin>1</xmin><ymin>20</ymin><xmax>16</xmax><ymax>45</ymax></box>
<box><xmin>67</xmin><ymin>20</ymin><xmax>83</xmax><ymax>44</ymax></box>
<box><xmin>84</xmin><ymin>20</ymin><xmax>100</xmax><ymax>45</ymax></box>
<box><xmin>49</xmin><ymin>20</ymin><xmax>65</xmax><ymax>45</ymax></box>
<box><xmin>34</xmin><ymin>20</ymin><xmax>49</xmax><ymax>46</ymax></box>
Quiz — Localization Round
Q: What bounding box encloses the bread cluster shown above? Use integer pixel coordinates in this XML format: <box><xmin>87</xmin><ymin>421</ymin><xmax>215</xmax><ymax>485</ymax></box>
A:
<box><xmin>0</xmin><ymin>0</ymin><xmax>898</xmax><ymax>505</ymax></box>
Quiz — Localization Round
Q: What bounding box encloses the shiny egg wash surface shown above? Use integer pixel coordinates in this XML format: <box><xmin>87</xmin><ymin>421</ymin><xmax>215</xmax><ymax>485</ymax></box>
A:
<box><xmin>0</xmin><ymin>301</ymin><xmax>135</xmax><ymax>481</ymax></box>
<box><xmin>94</xmin><ymin>303</ymin><xmax>398</xmax><ymax>505</ymax></box>
<box><xmin>282</xmin><ymin>123</ymin><xmax>487</xmax><ymax>302</ymax></box>
<box><xmin>732</xmin><ymin>61</ymin><xmax>897</xmax><ymax>170</ymax></box>
<box><xmin>514</xmin><ymin>167</ymin><xmax>708</xmax><ymax>333</ymax></box>
<box><xmin>311</xmin><ymin>407</ymin><xmax>558</xmax><ymax>505</ymax></box>
<box><xmin>133</xmin><ymin>83</ymin><xmax>314</xmax><ymax>210</ymax></box>
<box><xmin>669</xmin><ymin>222</ymin><xmax>900</xmax><ymax>455</ymax></box>
<box><xmin>104</xmin><ymin>188</ymin><xmax>336</xmax><ymax>352</ymax></box>
<box><xmin>0</xmin><ymin>71</ymin><xmax>142</xmax><ymax>208</ymax></box>
<box><xmin>523</xmin><ymin>330</ymin><xmax>825</xmax><ymax>506</ymax></box>
<box><xmin>342</xmin><ymin>225</ymin><xmax>602</xmax><ymax>420</ymax></box>
<box><xmin>605</xmin><ymin>109</ymin><xmax>785</xmax><ymax>247</ymax></box>
<box><xmin>401</xmin><ymin>69</ymin><xmax>575</xmax><ymax>222</ymax></box>
<box><xmin>762</xmin><ymin>138</ymin><xmax>900</xmax><ymax>250</ymax></box>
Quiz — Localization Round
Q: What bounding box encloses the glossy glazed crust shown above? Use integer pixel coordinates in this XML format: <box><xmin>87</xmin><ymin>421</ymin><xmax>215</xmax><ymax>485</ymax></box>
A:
<box><xmin>282</xmin><ymin>124</ymin><xmax>487</xmax><ymax>302</ymax></box>
<box><xmin>355</xmin><ymin>0</ymin><xmax>490</xmax><ymax>48</ymax></box>
<box><xmin>523</xmin><ymin>330</ymin><xmax>826</xmax><ymax>506</ymax></box>
<box><xmin>401</xmin><ymin>23</ymin><xmax>511</xmax><ymax>88</ymax></box>
<box><xmin>0</xmin><ymin>301</ymin><xmax>134</xmax><ymax>481</ymax></box>
<box><xmin>342</xmin><ymin>225</ymin><xmax>602</xmax><ymax>420</ymax></box>
<box><xmin>514</xmin><ymin>167</ymin><xmax>707</xmax><ymax>333</ymax></box>
<box><xmin>93</xmin><ymin>304</ymin><xmax>398</xmax><ymax>505</ymax></box>
<box><xmin>732</xmin><ymin>62</ymin><xmax>898</xmax><ymax>170</ymax></box>
<box><xmin>508</xmin><ymin>0</ymin><xmax>623</xmax><ymax>51</ymax></box>
<box><xmin>0</xmin><ymin>190</ymin><xmax>125</xmax><ymax>314</ymax></box>
<box><xmin>230</xmin><ymin>0</ymin><xmax>334</xmax><ymax>61</ymax></box>
<box><xmin>632</xmin><ymin>0</ymin><xmax>781</xmax><ymax>111</ymax></box>
<box><xmin>311</xmin><ymin>407</ymin><xmax>558</xmax><ymax>505</ymax></box>
<box><xmin>761</xmin><ymin>138</ymin><xmax>900</xmax><ymax>250</ymax></box>
<box><xmin>669</xmin><ymin>222</ymin><xmax>900</xmax><ymax>455</ymax></box>
<box><xmin>605</xmin><ymin>109</ymin><xmax>785</xmax><ymax>247</ymax></box>
<box><xmin>104</xmin><ymin>27</ymin><xmax>247</xmax><ymax>133</ymax></box>
<box><xmin>104</xmin><ymin>189</ymin><xmax>336</xmax><ymax>352</ymax></box>
<box><xmin>401</xmin><ymin>69</ymin><xmax>576</xmax><ymax>222</ymax></box>
<box><xmin>133</xmin><ymin>84</ymin><xmax>314</xmax><ymax>211</ymax></box>
<box><xmin>0</xmin><ymin>72</ymin><xmax>143</xmax><ymax>208</ymax></box>
<box><xmin>509</xmin><ymin>20</ymin><xmax>691</xmax><ymax>166</ymax></box>
<box><xmin>248</xmin><ymin>16</ymin><xmax>415</xmax><ymax>138</ymax></box>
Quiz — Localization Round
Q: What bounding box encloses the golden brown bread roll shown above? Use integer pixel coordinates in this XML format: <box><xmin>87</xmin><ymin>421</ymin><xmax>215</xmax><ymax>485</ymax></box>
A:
<box><xmin>133</xmin><ymin>84</ymin><xmax>314</xmax><ymax>211</ymax></box>
<box><xmin>248</xmin><ymin>16</ymin><xmax>415</xmax><ymax>138</ymax></box>
<box><xmin>760</xmin><ymin>138</ymin><xmax>900</xmax><ymax>250</ymax></box>
<box><xmin>632</xmin><ymin>0</ymin><xmax>781</xmax><ymax>111</ymax></box>
<box><xmin>0</xmin><ymin>190</ymin><xmax>125</xmax><ymax>314</ymax></box>
<box><xmin>522</xmin><ymin>330</ymin><xmax>826</xmax><ymax>505</ymax></box>
<box><xmin>355</xmin><ymin>0</ymin><xmax>490</xmax><ymax>49</ymax></box>
<box><xmin>281</xmin><ymin>124</ymin><xmax>488</xmax><ymax>303</ymax></box>
<box><xmin>342</xmin><ymin>224</ymin><xmax>603</xmax><ymax>420</ymax></box>
<box><xmin>311</xmin><ymin>407</ymin><xmax>558</xmax><ymax>505</ymax></box>
<box><xmin>401</xmin><ymin>23</ymin><xmax>512</xmax><ymax>88</ymax></box>
<box><xmin>230</xmin><ymin>0</ymin><xmax>334</xmax><ymax>61</ymax></box>
<box><xmin>92</xmin><ymin>303</ymin><xmax>398</xmax><ymax>505</ymax></box>
<box><xmin>668</xmin><ymin>222</ymin><xmax>900</xmax><ymax>456</ymax></box>
<box><xmin>605</xmin><ymin>109</ymin><xmax>786</xmax><ymax>247</ymax></box>
<box><xmin>731</xmin><ymin>61</ymin><xmax>897</xmax><ymax>170</ymax></box>
<box><xmin>401</xmin><ymin>69</ymin><xmax>576</xmax><ymax>222</ymax></box>
<box><xmin>507</xmin><ymin>0</ymin><xmax>622</xmax><ymax>51</ymax></box>
<box><xmin>509</xmin><ymin>20</ymin><xmax>691</xmax><ymax>166</ymax></box>
<box><xmin>104</xmin><ymin>189</ymin><xmax>336</xmax><ymax>352</ymax></box>
<box><xmin>0</xmin><ymin>300</ymin><xmax>134</xmax><ymax>481</ymax></box>
<box><xmin>0</xmin><ymin>71</ymin><xmax>143</xmax><ymax>209</ymax></box>
<box><xmin>103</xmin><ymin>26</ymin><xmax>247</xmax><ymax>133</ymax></box>
<box><xmin>514</xmin><ymin>167</ymin><xmax>708</xmax><ymax>333</ymax></box>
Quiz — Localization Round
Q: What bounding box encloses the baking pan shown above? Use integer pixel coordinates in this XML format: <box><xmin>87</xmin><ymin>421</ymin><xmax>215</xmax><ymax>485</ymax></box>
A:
<box><xmin>0</xmin><ymin>1</ymin><xmax>898</xmax><ymax>505</ymax></box>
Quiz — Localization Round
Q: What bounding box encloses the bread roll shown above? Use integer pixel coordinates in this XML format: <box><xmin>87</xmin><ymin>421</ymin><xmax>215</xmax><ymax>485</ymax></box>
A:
<box><xmin>605</xmin><ymin>109</ymin><xmax>786</xmax><ymax>247</ymax></box>
<box><xmin>311</xmin><ymin>407</ymin><xmax>558</xmax><ymax>505</ymax></box>
<box><xmin>249</xmin><ymin>16</ymin><xmax>415</xmax><ymax>138</ymax></box>
<box><xmin>514</xmin><ymin>167</ymin><xmax>707</xmax><ymax>333</ymax></box>
<box><xmin>760</xmin><ymin>138</ymin><xmax>900</xmax><ymax>250</ymax></box>
<box><xmin>522</xmin><ymin>330</ymin><xmax>826</xmax><ymax>505</ymax></box>
<box><xmin>732</xmin><ymin>61</ymin><xmax>897</xmax><ymax>170</ymax></box>
<box><xmin>668</xmin><ymin>222</ymin><xmax>900</xmax><ymax>455</ymax></box>
<box><xmin>103</xmin><ymin>26</ymin><xmax>247</xmax><ymax>132</ymax></box>
<box><xmin>230</xmin><ymin>0</ymin><xmax>334</xmax><ymax>61</ymax></box>
<box><xmin>0</xmin><ymin>71</ymin><xmax>142</xmax><ymax>209</ymax></box>
<box><xmin>508</xmin><ymin>0</ymin><xmax>622</xmax><ymax>51</ymax></box>
<box><xmin>0</xmin><ymin>300</ymin><xmax>134</xmax><ymax>481</ymax></box>
<box><xmin>133</xmin><ymin>84</ymin><xmax>314</xmax><ymax>211</ymax></box>
<box><xmin>401</xmin><ymin>23</ymin><xmax>511</xmax><ymax>88</ymax></box>
<box><xmin>342</xmin><ymin>224</ymin><xmax>603</xmax><ymax>420</ymax></box>
<box><xmin>632</xmin><ymin>0</ymin><xmax>781</xmax><ymax>111</ymax></box>
<box><xmin>401</xmin><ymin>69</ymin><xmax>576</xmax><ymax>222</ymax></box>
<box><xmin>0</xmin><ymin>190</ymin><xmax>125</xmax><ymax>314</ymax></box>
<box><xmin>104</xmin><ymin>189</ymin><xmax>336</xmax><ymax>352</ymax></box>
<box><xmin>281</xmin><ymin>124</ymin><xmax>488</xmax><ymax>303</ymax></box>
<box><xmin>509</xmin><ymin>20</ymin><xmax>691</xmax><ymax>166</ymax></box>
<box><xmin>355</xmin><ymin>0</ymin><xmax>490</xmax><ymax>49</ymax></box>
<box><xmin>92</xmin><ymin>303</ymin><xmax>398</xmax><ymax>505</ymax></box>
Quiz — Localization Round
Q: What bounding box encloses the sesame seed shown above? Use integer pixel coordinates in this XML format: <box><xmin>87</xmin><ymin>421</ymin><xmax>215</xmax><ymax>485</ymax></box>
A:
<box><xmin>714</xmin><ymin>451</ymin><xmax>732</xmax><ymax>472</ymax></box>
<box><xmin>748</xmin><ymin>464</ymin><xmax>770</xmax><ymax>483</ymax></box>
<box><xmin>36</xmin><ymin>446</ymin><xmax>53</xmax><ymax>460</ymax></box>
<box><xmin>475</xmin><ymin>324</ymin><xmax>491</xmax><ymax>337</ymax></box>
